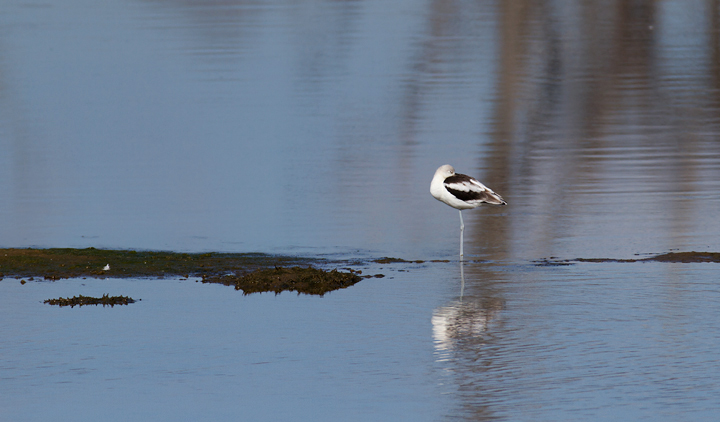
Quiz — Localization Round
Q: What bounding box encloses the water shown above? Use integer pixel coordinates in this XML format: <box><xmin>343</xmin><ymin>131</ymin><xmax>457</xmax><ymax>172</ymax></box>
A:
<box><xmin>2</xmin><ymin>0</ymin><xmax>720</xmax><ymax>420</ymax></box>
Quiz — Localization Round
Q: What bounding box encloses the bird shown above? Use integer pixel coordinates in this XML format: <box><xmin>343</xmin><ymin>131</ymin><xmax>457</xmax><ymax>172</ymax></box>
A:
<box><xmin>430</xmin><ymin>164</ymin><xmax>506</xmax><ymax>258</ymax></box>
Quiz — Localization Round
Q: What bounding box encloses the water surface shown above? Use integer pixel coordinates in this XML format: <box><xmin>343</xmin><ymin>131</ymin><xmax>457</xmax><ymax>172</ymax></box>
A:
<box><xmin>2</xmin><ymin>0</ymin><xmax>720</xmax><ymax>420</ymax></box>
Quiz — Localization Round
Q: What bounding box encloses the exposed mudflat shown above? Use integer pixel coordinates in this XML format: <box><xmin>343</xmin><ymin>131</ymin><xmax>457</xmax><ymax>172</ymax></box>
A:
<box><xmin>202</xmin><ymin>266</ymin><xmax>362</xmax><ymax>296</ymax></box>
<box><xmin>535</xmin><ymin>251</ymin><xmax>720</xmax><ymax>266</ymax></box>
<box><xmin>44</xmin><ymin>294</ymin><xmax>137</xmax><ymax>308</ymax></box>
<box><xmin>5</xmin><ymin>248</ymin><xmax>717</xmax><ymax>298</ymax></box>
<box><xmin>1</xmin><ymin>248</ymin><xmax>361</xmax><ymax>296</ymax></box>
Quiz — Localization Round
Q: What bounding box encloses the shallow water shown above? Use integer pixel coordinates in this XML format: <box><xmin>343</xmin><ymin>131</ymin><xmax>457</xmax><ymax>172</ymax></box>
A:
<box><xmin>3</xmin><ymin>261</ymin><xmax>720</xmax><ymax>421</ymax></box>
<box><xmin>2</xmin><ymin>0</ymin><xmax>720</xmax><ymax>420</ymax></box>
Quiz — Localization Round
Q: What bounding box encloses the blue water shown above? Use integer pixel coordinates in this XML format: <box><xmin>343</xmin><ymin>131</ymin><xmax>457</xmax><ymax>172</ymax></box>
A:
<box><xmin>2</xmin><ymin>0</ymin><xmax>720</xmax><ymax>420</ymax></box>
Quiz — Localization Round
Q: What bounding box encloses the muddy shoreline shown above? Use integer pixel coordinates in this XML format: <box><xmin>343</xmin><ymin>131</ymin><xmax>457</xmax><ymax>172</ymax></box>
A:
<box><xmin>535</xmin><ymin>251</ymin><xmax>720</xmax><ymax>266</ymax></box>
<box><xmin>0</xmin><ymin>248</ymin><xmax>365</xmax><ymax>296</ymax></box>
<box><xmin>3</xmin><ymin>248</ymin><xmax>718</xmax><ymax>298</ymax></box>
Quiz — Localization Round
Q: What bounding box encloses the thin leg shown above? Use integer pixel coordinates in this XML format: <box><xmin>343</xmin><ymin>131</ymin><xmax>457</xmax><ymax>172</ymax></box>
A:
<box><xmin>459</xmin><ymin>210</ymin><xmax>464</xmax><ymax>259</ymax></box>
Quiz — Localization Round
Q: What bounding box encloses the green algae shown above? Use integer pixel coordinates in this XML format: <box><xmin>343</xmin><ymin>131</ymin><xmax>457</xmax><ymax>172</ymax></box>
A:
<box><xmin>0</xmin><ymin>247</ymin><xmax>312</xmax><ymax>280</ymax></box>
<box><xmin>44</xmin><ymin>294</ymin><xmax>136</xmax><ymax>308</ymax></box>
<box><xmin>374</xmin><ymin>257</ymin><xmax>426</xmax><ymax>264</ymax></box>
<box><xmin>202</xmin><ymin>266</ymin><xmax>361</xmax><ymax>296</ymax></box>
<box><xmin>373</xmin><ymin>257</ymin><xmax>451</xmax><ymax>264</ymax></box>
<box><xmin>640</xmin><ymin>252</ymin><xmax>720</xmax><ymax>263</ymax></box>
<box><xmin>1</xmin><ymin>248</ymin><xmax>362</xmax><ymax>296</ymax></box>
<box><xmin>536</xmin><ymin>251</ymin><xmax>720</xmax><ymax>266</ymax></box>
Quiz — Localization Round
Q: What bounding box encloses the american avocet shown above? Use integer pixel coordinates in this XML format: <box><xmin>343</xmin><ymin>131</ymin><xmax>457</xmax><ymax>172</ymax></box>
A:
<box><xmin>430</xmin><ymin>164</ymin><xmax>506</xmax><ymax>258</ymax></box>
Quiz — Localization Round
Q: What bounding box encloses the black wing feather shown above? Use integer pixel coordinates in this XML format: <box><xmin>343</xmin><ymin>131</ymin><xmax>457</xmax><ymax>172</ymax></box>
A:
<box><xmin>444</xmin><ymin>174</ymin><xmax>506</xmax><ymax>204</ymax></box>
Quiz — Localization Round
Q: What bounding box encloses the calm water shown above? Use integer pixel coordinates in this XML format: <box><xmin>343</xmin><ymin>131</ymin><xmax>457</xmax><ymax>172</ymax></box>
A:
<box><xmin>2</xmin><ymin>0</ymin><xmax>720</xmax><ymax>420</ymax></box>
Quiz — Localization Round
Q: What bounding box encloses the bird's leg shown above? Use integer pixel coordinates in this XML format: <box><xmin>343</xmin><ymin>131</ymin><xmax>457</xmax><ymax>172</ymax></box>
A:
<box><xmin>459</xmin><ymin>210</ymin><xmax>464</xmax><ymax>259</ymax></box>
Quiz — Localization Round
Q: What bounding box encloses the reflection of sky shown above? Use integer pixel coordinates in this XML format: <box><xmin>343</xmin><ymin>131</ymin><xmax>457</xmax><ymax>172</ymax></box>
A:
<box><xmin>0</xmin><ymin>0</ymin><xmax>501</xmax><ymax>256</ymax></box>
<box><xmin>3</xmin><ymin>2</ymin><xmax>720</xmax><ymax>421</ymax></box>
<box><xmin>1</xmin><ymin>0</ymin><xmax>719</xmax><ymax>261</ymax></box>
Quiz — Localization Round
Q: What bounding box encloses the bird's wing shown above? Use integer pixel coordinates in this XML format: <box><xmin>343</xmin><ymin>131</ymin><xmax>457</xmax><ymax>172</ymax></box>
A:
<box><xmin>444</xmin><ymin>174</ymin><xmax>506</xmax><ymax>205</ymax></box>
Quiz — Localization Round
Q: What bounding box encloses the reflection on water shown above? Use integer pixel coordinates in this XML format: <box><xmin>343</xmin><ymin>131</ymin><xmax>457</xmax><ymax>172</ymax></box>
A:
<box><xmin>1</xmin><ymin>0</ymin><xmax>719</xmax><ymax>259</ymax></box>
<box><xmin>2</xmin><ymin>0</ymin><xmax>720</xmax><ymax>420</ymax></box>
<box><xmin>492</xmin><ymin>0</ymin><xmax>720</xmax><ymax>261</ymax></box>
<box><xmin>433</xmin><ymin>262</ymin><xmax>720</xmax><ymax>421</ymax></box>
<box><xmin>433</xmin><ymin>261</ymin><xmax>505</xmax><ymax>362</ymax></box>
<box><xmin>432</xmin><ymin>264</ymin><xmax>504</xmax><ymax>361</ymax></box>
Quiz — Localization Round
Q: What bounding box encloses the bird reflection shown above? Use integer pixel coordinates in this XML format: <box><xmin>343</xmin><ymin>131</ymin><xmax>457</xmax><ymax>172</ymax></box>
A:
<box><xmin>460</xmin><ymin>258</ymin><xmax>465</xmax><ymax>299</ymax></box>
<box><xmin>432</xmin><ymin>261</ymin><xmax>503</xmax><ymax>360</ymax></box>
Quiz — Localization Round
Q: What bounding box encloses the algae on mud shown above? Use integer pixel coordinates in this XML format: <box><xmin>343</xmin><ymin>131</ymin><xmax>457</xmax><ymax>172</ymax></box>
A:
<box><xmin>535</xmin><ymin>251</ymin><xmax>720</xmax><ymax>266</ymax></box>
<box><xmin>203</xmin><ymin>266</ymin><xmax>362</xmax><ymax>296</ymax></box>
<box><xmin>44</xmin><ymin>294</ymin><xmax>136</xmax><ymax>308</ymax></box>
<box><xmin>0</xmin><ymin>248</ymin><xmax>362</xmax><ymax>295</ymax></box>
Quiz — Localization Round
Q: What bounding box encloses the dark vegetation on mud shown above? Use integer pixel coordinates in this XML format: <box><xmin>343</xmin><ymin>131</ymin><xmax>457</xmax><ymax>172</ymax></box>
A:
<box><xmin>535</xmin><ymin>251</ymin><xmax>720</xmax><ymax>266</ymax></box>
<box><xmin>1</xmin><ymin>248</ymin><xmax>362</xmax><ymax>296</ymax></box>
<box><xmin>204</xmin><ymin>266</ymin><xmax>362</xmax><ymax>295</ymax></box>
<box><xmin>7</xmin><ymin>248</ymin><xmax>715</xmax><ymax>301</ymax></box>
<box><xmin>44</xmin><ymin>294</ymin><xmax>136</xmax><ymax>308</ymax></box>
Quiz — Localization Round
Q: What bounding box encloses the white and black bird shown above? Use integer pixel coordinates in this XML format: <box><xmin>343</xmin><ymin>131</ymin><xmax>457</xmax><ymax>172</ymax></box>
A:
<box><xmin>430</xmin><ymin>164</ymin><xmax>506</xmax><ymax>258</ymax></box>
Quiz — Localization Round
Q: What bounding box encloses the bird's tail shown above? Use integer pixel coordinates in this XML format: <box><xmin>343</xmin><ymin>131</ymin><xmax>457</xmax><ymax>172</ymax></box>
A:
<box><xmin>484</xmin><ymin>190</ymin><xmax>507</xmax><ymax>205</ymax></box>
